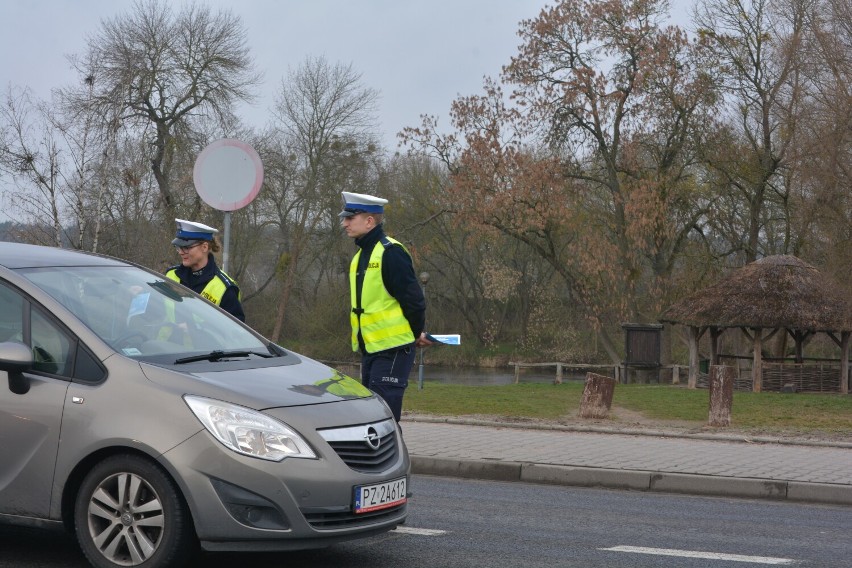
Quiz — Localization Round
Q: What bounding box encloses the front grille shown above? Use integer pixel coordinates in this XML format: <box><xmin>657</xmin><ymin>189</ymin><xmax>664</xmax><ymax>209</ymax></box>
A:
<box><xmin>318</xmin><ymin>419</ymin><xmax>400</xmax><ymax>473</ymax></box>
<box><xmin>303</xmin><ymin>503</ymin><xmax>407</xmax><ymax>529</ymax></box>
<box><xmin>327</xmin><ymin>432</ymin><xmax>398</xmax><ymax>472</ymax></box>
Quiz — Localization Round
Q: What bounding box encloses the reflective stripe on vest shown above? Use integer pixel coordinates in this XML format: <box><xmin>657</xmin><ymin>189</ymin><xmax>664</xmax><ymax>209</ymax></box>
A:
<box><xmin>350</xmin><ymin>238</ymin><xmax>415</xmax><ymax>353</ymax></box>
<box><xmin>165</xmin><ymin>269</ymin><xmax>233</xmax><ymax>306</ymax></box>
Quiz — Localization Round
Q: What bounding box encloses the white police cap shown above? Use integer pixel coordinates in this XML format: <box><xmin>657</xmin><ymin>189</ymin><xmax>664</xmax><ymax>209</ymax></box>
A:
<box><xmin>338</xmin><ymin>191</ymin><xmax>388</xmax><ymax>218</ymax></box>
<box><xmin>172</xmin><ymin>218</ymin><xmax>219</xmax><ymax>247</ymax></box>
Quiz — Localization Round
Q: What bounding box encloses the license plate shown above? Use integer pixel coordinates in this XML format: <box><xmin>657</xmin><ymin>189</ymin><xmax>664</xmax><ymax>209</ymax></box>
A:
<box><xmin>354</xmin><ymin>477</ymin><xmax>407</xmax><ymax>514</ymax></box>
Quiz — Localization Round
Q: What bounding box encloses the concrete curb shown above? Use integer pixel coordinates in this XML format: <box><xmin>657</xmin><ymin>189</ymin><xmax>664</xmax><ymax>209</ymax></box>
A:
<box><xmin>410</xmin><ymin>456</ymin><xmax>852</xmax><ymax>505</ymax></box>
<box><xmin>402</xmin><ymin>414</ymin><xmax>852</xmax><ymax>449</ymax></box>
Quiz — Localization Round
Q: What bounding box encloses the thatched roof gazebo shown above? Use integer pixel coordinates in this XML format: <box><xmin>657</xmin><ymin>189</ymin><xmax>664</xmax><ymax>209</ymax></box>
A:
<box><xmin>660</xmin><ymin>255</ymin><xmax>852</xmax><ymax>393</ymax></box>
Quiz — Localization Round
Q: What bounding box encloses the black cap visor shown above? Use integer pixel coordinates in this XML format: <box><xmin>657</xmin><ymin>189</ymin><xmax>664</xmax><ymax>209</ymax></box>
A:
<box><xmin>338</xmin><ymin>208</ymin><xmax>365</xmax><ymax>219</ymax></box>
<box><xmin>172</xmin><ymin>237</ymin><xmax>206</xmax><ymax>247</ymax></box>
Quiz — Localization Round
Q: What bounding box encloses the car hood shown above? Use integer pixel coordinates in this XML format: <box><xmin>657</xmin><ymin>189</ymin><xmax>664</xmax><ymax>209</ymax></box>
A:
<box><xmin>139</xmin><ymin>355</ymin><xmax>372</xmax><ymax>410</ymax></box>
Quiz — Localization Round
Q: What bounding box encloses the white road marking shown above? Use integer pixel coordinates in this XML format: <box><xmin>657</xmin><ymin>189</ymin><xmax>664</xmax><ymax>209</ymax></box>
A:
<box><xmin>600</xmin><ymin>546</ymin><xmax>796</xmax><ymax>565</ymax></box>
<box><xmin>392</xmin><ymin>526</ymin><xmax>447</xmax><ymax>536</ymax></box>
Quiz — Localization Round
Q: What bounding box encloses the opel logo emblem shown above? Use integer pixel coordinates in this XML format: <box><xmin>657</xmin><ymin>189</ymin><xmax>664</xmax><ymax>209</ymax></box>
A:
<box><xmin>364</xmin><ymin>426</ymin><xmax>381</xmax><ymax>450</ymax></box>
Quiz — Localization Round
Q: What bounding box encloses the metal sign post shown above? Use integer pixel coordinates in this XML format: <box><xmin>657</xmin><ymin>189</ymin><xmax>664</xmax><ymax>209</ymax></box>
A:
<box><xmin>222</xmin><ymin>211</ymin><xmax>231</xmax><ymax>272</ymax></box>
<box><xmin>418</xmin><ymin>272</ymin><xmax>429</xmax><ymax>390</ymax></box>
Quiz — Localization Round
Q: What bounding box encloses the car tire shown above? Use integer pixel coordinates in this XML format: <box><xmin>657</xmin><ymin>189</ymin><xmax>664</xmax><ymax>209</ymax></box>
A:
<box><xmin>74</xmin><ymin>454</ymin><xmax>196</xmax><ymax>568</ymax></box>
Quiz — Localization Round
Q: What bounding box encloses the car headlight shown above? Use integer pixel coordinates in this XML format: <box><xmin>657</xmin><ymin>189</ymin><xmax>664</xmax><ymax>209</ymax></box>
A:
<box><xmin>184</xmin><ymin>395</ymin><xmax>317</xmax><ymax>461</ymax></box>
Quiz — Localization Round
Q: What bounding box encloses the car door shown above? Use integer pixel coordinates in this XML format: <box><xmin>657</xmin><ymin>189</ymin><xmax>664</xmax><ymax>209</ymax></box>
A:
<box><xmin>0</xmin><ymin>283</ymin><xmax>71</xmax><ymax>519</ymax></box>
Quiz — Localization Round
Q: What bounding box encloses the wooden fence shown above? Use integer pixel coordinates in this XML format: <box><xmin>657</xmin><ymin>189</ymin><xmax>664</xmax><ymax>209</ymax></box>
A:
<box><xmin>508</xmin><ymin>364</ymin><xmax>848</xmax><ymax>391</ymax></box>
<box><xmin>507</xmin><ymin>362</ymin><xmax>689</xmax><ymax>384</ymax></box>
<box><xmin>696</xmin><ymin>360</ymin><xmax>845</xmax><ymax>393</ymax></box>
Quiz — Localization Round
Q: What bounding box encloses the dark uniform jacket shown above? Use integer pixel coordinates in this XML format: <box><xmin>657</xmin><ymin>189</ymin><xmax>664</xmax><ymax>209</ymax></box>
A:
<box><xmin>166</xmin><ymin>254</ymin><xmax>245</xmax><ymax>322</ymax></box>
<box><xmin>353</xmin><ymin>224</ymin><xmax>425</xmax><ymax>353</ymax></box>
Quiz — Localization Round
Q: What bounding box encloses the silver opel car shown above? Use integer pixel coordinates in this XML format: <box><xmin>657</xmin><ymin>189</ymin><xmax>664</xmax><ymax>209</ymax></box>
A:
<box><xmin>0</xmin><ymin>242</ymin><xmax>409</xmax><ymax>567</ymax></box>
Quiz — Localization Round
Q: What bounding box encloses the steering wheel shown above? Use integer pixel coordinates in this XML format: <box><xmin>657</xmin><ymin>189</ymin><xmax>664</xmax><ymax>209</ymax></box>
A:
<box><xmin>113</xmin><ymin>330</ymin><xmax>149</xmax><ymax>350</ymax></box>
<box><xmin>157</xmin><ymin>322</ymin><xmax>187</xmax><ymax>345</ymax></box>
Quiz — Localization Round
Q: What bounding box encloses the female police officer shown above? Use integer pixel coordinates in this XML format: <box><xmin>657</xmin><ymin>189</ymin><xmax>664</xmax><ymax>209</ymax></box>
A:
<box><xmin>166</xmin><ymin>219</ymin><xmax>245</xmax><ymax>321</ymax></box>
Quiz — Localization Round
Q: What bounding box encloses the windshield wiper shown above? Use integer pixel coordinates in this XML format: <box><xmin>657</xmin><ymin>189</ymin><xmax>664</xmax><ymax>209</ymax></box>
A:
<box><xmin>174</xmin><ymin>350</ymin><xmax>274</xmax><ymax>365</ymax></box>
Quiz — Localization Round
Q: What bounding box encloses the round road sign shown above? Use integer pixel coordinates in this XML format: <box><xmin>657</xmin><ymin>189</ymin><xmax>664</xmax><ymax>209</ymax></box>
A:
<box><xmin>193</xmin><ymin>139</ymin><xmax>263</xmax><ymax>211</ymax></box>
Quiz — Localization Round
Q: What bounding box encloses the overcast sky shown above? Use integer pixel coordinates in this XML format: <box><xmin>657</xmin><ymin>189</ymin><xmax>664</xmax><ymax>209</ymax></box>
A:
<box><xmin>0</xmin><ymin>1</ymin><xmax>693</xmax><ymax>223</ymax></box>
<box><xmin>1</xmin><ymin>0</ymin><xmax>553</xmax><ymax>151</ymax></box>
<box><xmin>1</xmin><ymin>0</ymin><xmax>694</xmax><ymax>151</ymax></box>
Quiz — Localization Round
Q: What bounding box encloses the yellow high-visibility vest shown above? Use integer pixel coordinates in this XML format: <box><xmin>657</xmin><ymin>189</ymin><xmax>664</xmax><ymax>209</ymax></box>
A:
<box><xmin>349</xmin><ymin>237</ymin><xmax>415</xmax><ymax>353</ymax></box>
<box><xmin>165</xmin><ymin>269</ymin><xmax>235</xmax><ymax>306</ymax></box>
<box><xmin>162</xmin><ymin>269</ymin><xmax>238</xmax><ymax>344</ymax></box>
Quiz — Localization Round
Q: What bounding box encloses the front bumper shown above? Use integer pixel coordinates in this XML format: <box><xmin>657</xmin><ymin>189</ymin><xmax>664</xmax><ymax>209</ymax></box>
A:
<box><xmin>158</xmin><ymin>401</ymin><xmax>410</xmax><ymax>551</ymax></box>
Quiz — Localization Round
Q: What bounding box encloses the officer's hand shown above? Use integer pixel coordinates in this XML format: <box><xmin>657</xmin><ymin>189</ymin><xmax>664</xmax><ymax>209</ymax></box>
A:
<box><xmin>415</xmin><ymin>332</ymin><xmax>436</xmax><ymax>348</ymax></box>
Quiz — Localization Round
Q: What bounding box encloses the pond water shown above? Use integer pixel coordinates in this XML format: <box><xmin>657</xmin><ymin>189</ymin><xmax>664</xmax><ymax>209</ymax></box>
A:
<box><xmin>417</xmin><ymin>365</ymin><xmax>589</xmax><ymax>386</ymax></box>
<box><xmin>330</xmin><ymin>361</ymin><xmax>588</xmax><ymax>386</ymax></box>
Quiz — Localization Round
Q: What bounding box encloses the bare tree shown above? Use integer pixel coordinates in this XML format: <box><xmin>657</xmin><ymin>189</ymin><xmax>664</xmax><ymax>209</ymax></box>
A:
<box><xmin>791</xmin><ymin>0</ymin><xmax>852</xmax><ymax>284</ymax></box>
<box><xmin>52</xmin><ymin>73</ymin><xmax>115</xmax><ymax>252</ymax></box>
<box><xmin>694</xmin><ymin>0</ymin><xmax>810</xmax><ymax>262</ymax></box>
<box><xmin>69</xmin><ymin>0</ymin><xmax>261</xmax><ymax>218</ymax></box>
<box><xmin>262</xmin><ymin>56</ymin><xmax>380</xmax><ymax>343</ymax></box>
<box><xmin>0</xmin><ymin>86</ymin><xmax>65</xmax><ymax>246</ymax></box>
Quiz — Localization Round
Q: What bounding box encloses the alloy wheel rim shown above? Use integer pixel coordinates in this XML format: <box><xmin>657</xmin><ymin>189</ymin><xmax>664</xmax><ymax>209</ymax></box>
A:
<box><xmin>87</xmin><ymin>472</ymin><xmax>165</xmax><ymax>566</ymax></box>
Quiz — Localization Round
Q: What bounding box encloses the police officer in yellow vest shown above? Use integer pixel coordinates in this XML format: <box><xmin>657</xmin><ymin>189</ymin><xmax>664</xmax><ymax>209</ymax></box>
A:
<box><xmin>165</xmin><ymin>219</ymin><xmax>245</xmax><ymax>322</ymax></box>
<box><xmin>340</xmin><ymin>192</ymin><xmax>435</xmax><ymax>422</ymax></box>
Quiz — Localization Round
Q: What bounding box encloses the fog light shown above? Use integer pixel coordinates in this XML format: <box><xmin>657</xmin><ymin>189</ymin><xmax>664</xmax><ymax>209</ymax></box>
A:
<box><xmin>210</xmin><ymin>478</ymin><xmax>290</xmax><ymax>530</ymax></box>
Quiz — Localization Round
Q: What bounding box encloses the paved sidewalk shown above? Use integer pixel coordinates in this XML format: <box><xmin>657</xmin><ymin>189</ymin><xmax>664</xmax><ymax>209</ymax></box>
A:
<box><xmin>401</xmin><ymin>417</ymin><xmax>852</xmax><ymax>505</ymax></box>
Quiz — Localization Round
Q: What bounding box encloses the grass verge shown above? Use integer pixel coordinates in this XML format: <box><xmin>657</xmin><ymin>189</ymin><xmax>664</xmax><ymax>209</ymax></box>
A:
<box><xmin>403</xmin><ymin>382</ymin><xmax>852</xmax><ymax>436</ymax></box>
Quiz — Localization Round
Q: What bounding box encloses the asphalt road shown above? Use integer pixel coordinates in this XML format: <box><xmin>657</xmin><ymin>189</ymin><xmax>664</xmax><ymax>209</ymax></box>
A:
<box><xmin>2</xmin><ymin>475</ymin><xmax>850</xmax><ymax>567</ymax></box>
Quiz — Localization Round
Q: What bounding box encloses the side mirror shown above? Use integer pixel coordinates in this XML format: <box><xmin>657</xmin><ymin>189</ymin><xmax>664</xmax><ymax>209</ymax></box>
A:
<box><xmin>0</xmin><ymin>341</ymin><xmax>34</xmax><ymax>395</ymax></box>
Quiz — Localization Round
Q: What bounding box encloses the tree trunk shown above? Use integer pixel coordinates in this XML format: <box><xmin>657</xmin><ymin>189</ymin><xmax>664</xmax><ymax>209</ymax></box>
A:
<box><xmin>271</xmin><ymin>248</ymin><xmax>302</xmax><ymax>343</ymax></box>
<box><xmin>579</xmin><ymin>372</ymin><xmax>616</xmax><ymax>419</ymax></box>
<box><xmin>708</xmin><ymin>365</ymin><xmax>734</xmax><ymax>427</ymax></box>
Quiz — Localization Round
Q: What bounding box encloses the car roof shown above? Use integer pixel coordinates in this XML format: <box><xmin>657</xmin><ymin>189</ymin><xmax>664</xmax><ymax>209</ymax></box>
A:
<box><xmin>0</xmin><ymin>242</ymin><xmax>129</xmax><ymax>269</ymax></box>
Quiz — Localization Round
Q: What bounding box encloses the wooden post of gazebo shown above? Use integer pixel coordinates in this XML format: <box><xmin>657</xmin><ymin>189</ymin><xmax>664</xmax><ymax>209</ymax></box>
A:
<box><xmin>752</xmin><ymin>328</ymin><xmax>763</xmax><ymax>393</ymax></box>
<box><xmin>842</xmin><ymin>331</ymin><xmax>850</xmax><ymax>395</ymax></box>
<box><xmin>688</xmin><ymin>326</ymin><xmax>700</xmax><ymax>389</ymax></box>
<box><xmin>710</xmin><ymin>327</ymin><xmax>722</xmax><ymax>364</ymax></box>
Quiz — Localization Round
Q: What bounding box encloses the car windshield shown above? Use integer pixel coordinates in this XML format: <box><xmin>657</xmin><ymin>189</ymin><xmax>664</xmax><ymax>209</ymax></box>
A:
<box><xmin>19</xmin><ymin>265</ymin><xmax>268</xmax><ymax>360</ymax></box>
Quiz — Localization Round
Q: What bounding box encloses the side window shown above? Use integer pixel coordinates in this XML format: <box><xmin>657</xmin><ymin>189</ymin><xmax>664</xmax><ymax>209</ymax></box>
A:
<box><xmin>2</xmin><ymin>280</ymin><xmax>101</xmax><ymax>381</ymax></box>
<box><xmin>74</xmin><ymin>345</ymin><xmax>106</xmax><ymax>382</ymax></box>
<box><xmin>31</xmin><ymin>308</ymin><xmax>73</xmax><ymax>377</ymax></box>
<box><xmin>0</xmin><ymin>282</ymin><xmax>24</xmax><ymax>342</ymax></box>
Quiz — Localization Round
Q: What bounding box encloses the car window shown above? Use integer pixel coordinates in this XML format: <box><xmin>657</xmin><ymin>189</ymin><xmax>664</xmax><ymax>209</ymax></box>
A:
<box><xmin>0</xmin><ymin>281</ymin><xmax>75</xmax><ymax>378</ymax></box>
<box><xmin>20</xmin><ymin>266</ymin><xmax>267</xmax><ymax>361</ymax></box>
<box><xmin>0</xmin><ymin>282</ymin><xmax>23</xmax><ymax>342</ymax></box>
<box><xmin>31</xmin><ymin>307</ymin><xmax>73</xmax><ymax>376</ymax></box>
